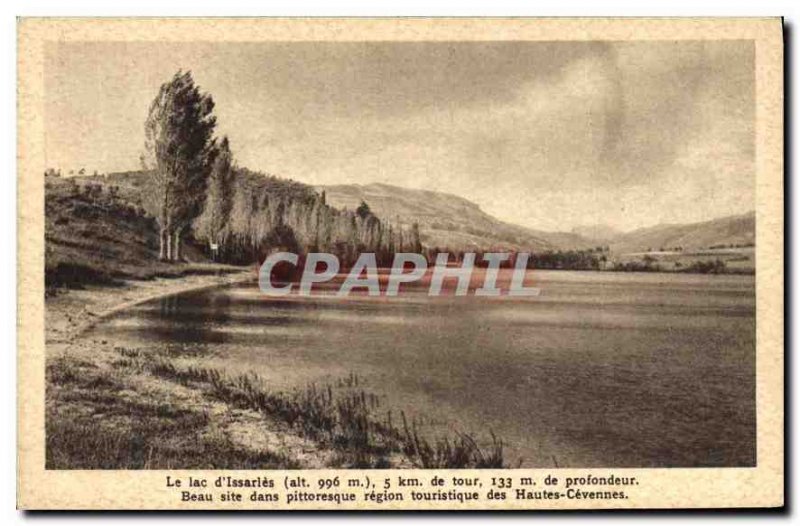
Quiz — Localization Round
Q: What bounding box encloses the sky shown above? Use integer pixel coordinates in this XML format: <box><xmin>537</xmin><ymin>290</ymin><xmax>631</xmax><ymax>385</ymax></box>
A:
<box><xmin>45</xmin><ymin>40</ymin><xmax>754</xmax><ymax>232</ymax></box>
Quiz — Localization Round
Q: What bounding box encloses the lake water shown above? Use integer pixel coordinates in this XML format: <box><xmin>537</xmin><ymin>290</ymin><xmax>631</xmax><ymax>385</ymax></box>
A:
<box><xmin>91</xmin><ymin>270</ymin><xmax>756</xmax><ymax>468</ymax></box>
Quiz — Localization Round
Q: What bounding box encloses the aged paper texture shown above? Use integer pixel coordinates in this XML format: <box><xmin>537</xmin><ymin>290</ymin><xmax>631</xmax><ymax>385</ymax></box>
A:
<box><xmin>18</xmin><ymin>17</ymin><xmax>783</xmax><ymax>510</ymax></box>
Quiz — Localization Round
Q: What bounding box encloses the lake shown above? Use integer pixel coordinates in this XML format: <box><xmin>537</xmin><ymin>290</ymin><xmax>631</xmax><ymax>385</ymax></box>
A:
<box><xmin>90</xmin><ymin>269</ymin><xmax>756</xmax><ymax>468</ymax></box>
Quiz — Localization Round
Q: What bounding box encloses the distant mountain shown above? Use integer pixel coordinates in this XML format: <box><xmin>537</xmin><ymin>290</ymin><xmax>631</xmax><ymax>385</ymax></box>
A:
<box><xmin>319</xmin><ymin>183</ymin><xmax>756</xmax><ymax>255</ymax></box>
<box><xmin>609</xmin><ymin>212</ymin><xmax>755</xmax><ymax>254</ymax></box>
<box><xmin>571</xmin><ymin>224</ymin><xmax>622</xmax><ymax>245</ymax></box>
<box><xmin>318</xmin><ymin>183</ymin><xmax>593</xmax><ymax>251</ymax></box>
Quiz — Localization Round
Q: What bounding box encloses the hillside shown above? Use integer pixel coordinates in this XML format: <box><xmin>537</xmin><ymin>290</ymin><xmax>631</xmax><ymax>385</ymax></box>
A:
<box><xmin>571</xmin><ymin>224</ymin><xmax>622</xmax><ymax>245</ymax></box>
<box><xmin>44</xmin><ymin>175</ymin><xmax>221</xmax><ymax>289</ymax></box>
<box><xmin>610</xmin><ymin>212</ymin><xmax>756</xmax><ymax>254</ymax></box>
<box><xmin>44</xmin><ymin>169</ymin><xmax>324</xmax><ymax>288</ymax></box>
<box><xmin>319</xmin><ymin>183</ymin><xmax>592</xmax><ymax>251</ymax></box>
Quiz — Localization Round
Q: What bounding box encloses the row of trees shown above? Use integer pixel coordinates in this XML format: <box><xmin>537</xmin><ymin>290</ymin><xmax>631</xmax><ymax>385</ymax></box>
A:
<box><xmin>198</xmin><ymin>168</ymin><xmax>421</xmax><ymax>267</ymax></box>
<box><xmin>525</xmin><ymin>249</ymin><xmax>605</xmax><ymax>271</ymax></box>
<box><xmin>141</xmin><ymin>70</ymin><xmax>419</xmax><ymax>266</ymax></box>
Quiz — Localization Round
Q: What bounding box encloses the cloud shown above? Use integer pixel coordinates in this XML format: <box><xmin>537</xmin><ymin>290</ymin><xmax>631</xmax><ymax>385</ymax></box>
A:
<box><xmin>45</xmin><ymin>40</ymin><xmax>754</xmax><ymax>231</ymax></box>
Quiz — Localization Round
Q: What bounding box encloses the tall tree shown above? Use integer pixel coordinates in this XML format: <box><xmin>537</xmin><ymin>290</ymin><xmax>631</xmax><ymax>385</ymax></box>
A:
<box><xmin>143</xmin><ymin>70</ymin><xmax>217</xmax><ymax>261</ymax></box>
<box><xmin>409</xmin><ymin>222</ymin><xmax>423</xmax><ymax>253</ymax></box>
<box><xmin>195</xmin><ymin>136</ymin><xmax>234</xmax><ymax>251</ymax></box>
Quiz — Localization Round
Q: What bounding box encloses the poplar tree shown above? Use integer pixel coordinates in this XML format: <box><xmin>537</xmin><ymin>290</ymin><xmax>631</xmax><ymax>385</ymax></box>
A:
<box><xmin>143</xmin><ymin>70</ymin><xmax>217</xmax><ymax>261</ymax></box>
<box><xmin>196</xmin><ymin>136</ymin><xmax>234</xmax><ymax>251</ymax></box>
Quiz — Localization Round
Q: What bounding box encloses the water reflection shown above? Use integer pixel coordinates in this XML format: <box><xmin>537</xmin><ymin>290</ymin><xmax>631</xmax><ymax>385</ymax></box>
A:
<box><xmin>89</xmin><ymin>271</ymin><xmax>757</xmax><ymax>467</ymax></box>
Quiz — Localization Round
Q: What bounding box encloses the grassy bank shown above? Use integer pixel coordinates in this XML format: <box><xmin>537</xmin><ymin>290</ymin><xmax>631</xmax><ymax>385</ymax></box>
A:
<box><xmin>46</xmin><ymin>353</ymin><xmax>299</xmax><ymax>469</ymax></box>
<box><xmin>47</xmin><ymin>343</ymin><xmax>506</xmax><ymax>469</ymax></box>
<box><xmin>45</xmin><ymin>174</ymin><xmax>231</xmax><ymax>290</ymax></box>
<box><xmin>139</xmin><ymin>350</ymin><xmax>504</xmax><ymax>469</ymax></box>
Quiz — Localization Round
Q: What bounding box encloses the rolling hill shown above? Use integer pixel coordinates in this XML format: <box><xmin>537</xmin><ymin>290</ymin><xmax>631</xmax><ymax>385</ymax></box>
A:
<box><xmin>571</xmin><ymin>224</ymin><xmax>622</xmax><ymax>245</ymax></box>
<box><xmin>609</xmin><ymin>212</ymin><xmax>756</xmax><ymax>254</ymax></box>
<box><xmin>318</xmin><ymin>183</ymin><xmax>593</xmax><ymax>251</ymax></box>
<box><xmin>319</xmin><ymin>183</ymin><xmax>756</xmax><ymax>255</ymax></box>
<box><xmin>44</xmin><ymin>174</ymin><xmax>221</xmax><ymax>288</ymax></box>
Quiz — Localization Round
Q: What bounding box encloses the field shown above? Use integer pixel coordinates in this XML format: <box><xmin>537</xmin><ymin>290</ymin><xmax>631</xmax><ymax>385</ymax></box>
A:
<box><xmin>615</xmin><ymin>247</ymin><xmax>755</xmax><ymax>274</ymax></box>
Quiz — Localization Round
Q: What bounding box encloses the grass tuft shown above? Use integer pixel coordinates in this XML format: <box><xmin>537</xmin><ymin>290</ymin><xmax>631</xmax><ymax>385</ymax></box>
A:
<box><xmin>48</xmin><ymin>347</ymin><xmax>506</xmax><ymax>469</ymax></box>
<box><xmin>140</xmin><ymin>352</ymin><xmax>505</xmax><ymax>468</ymax></box>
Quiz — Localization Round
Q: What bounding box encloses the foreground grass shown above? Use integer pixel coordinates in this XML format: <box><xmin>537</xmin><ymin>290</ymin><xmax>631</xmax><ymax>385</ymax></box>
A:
<box><xmin>46</xmin><ymin>347</ymin><xmax>506</xmax><ymax>469</ymax></box>
<box><xmin>46</xmin><ymin>355</ymin><xmax>299</xmax><ymax>469</ymax></box>
<box><xmin>144</xmin><ymin>355</ymin><xmax>504</xmax><ymax>468</ymax></box>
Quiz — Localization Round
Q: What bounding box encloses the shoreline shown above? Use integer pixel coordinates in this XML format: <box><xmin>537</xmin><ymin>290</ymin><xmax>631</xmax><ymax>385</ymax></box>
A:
<box><xmin>46</xmin><ymin>265</ymin><xmax>256</xmax><ymax>344</ymax></box>
<box><xmin>45</xmin><ymin>265</ymin><xmax>497</xmax><ymax>470</ymax></box>
<box><xmin>45</xmin><ymin>265</ymin><xmax>344</xmax><ymax>469</ymax></box>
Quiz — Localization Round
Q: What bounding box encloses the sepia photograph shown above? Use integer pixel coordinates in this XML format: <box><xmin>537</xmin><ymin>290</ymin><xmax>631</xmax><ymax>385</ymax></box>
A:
<box><xmin>16</xmin><ymin>17</ymin><xmax>784</xmax><ymax>510</ymax></box>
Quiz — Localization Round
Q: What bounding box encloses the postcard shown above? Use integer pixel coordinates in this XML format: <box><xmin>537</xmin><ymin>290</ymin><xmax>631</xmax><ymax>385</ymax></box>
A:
<box><xmin>17</xmin><ymin>17</ymin><xmax>783</xmax><ymax>510</ymax></box>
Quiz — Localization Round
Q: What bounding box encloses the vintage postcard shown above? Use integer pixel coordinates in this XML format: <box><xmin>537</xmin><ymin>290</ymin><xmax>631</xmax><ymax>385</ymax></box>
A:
<box><xmin>17</xmin><ymin>18</ymin><xmax>783</xmax><ymax>510</ymax></box>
